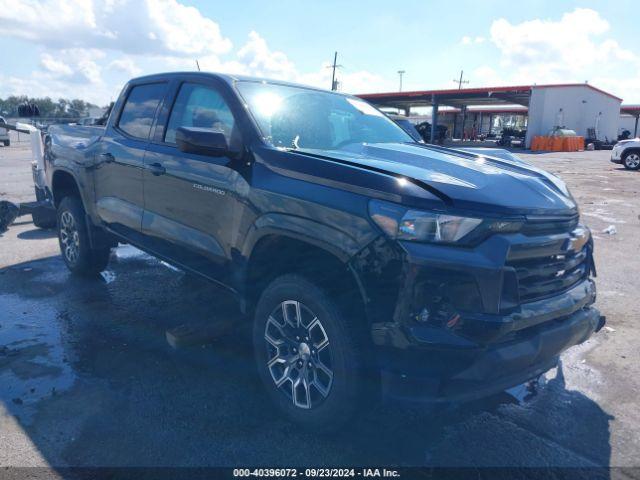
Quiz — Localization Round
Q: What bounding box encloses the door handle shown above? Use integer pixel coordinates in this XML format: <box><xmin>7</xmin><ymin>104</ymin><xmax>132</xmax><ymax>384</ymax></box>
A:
<box><xmin>147</xmin><ymin>162</ymin><xmax>166</xmax><ymax>176</ymax></box>
<box><xmin>99</xmin><ymin>152</ymin><xmax>115</xmax><ymax>163</ymax></box>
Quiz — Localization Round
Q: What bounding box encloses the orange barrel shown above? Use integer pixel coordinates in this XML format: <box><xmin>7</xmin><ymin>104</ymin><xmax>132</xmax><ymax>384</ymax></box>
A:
<box><xmin>545</xmin><ymin>136</ymin><xmax>554</xmax><ymax>151</ymax></box>
<box><xmin>558</xmin><ymin>137</ymin><xmax>565</xmax><ymax>151</ymax></box>
<box><xmin>531</xmin><ymin>136</ymin><xmax>540</xmax><ymax>151</ymax></box>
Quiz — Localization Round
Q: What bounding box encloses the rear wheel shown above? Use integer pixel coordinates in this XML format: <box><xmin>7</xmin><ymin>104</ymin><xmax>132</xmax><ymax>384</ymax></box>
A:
<box><xmin>623</xmin><ymin>150</ymin><xmax>640</xmax><ymax>170</ymax></box>
<box><xmin>57</xmin><ymin>196</ymin><xmax>111</xmax><ymax>275</ymax></box>
<box><xmin>253</xmin><ymin>275</ymin><xmax>366</xmax><ymax>431</ymax></box>
<box><xmin>2</xmin><ymin>140</ymin><xmax>8</xmax><ymax>147</ymax></box>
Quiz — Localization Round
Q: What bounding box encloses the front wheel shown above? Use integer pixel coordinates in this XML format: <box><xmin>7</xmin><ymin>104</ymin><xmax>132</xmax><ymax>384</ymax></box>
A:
<box><xmin>623</xmin><ymin>150</ymin><xmax>640</xmax><ymax>170</ymax></box>
<box><xmin>57</xmin><ymin>196</ymin><xmax>111</xmax><ymax>275</ymax></box>
<box><xmin>253</xmin><ymin>275</ymin><xmax>367</xmax><ymax>431</ymax></box>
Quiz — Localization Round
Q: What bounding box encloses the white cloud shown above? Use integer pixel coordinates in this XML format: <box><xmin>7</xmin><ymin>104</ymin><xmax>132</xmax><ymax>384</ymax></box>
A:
<box><xmin>237</xmin><ymin>31</ymin><xmax>297</xmax><ymax>79</ymax></box>
<box><xmin>108</xmin><ymin>57</ymin><xmax>143</xmax><ymax>77</ymax></box>
<box><xmin>40</xmin><ymin>54</ymin><xmax>73</xmax><ymax>76</ymax></box>
<box><xmin>0</xmin><ymin>0</ymin><xmax>232</xmax><ymax>57</ymax></box>
<box><xmin>0</xmin><ymin>0</ymin><xmax>389</xmax><ymax>103</ymax></box>
<box><xmin>489</xmin><ymin>8</ymin><xmax>636</xmax><ymax>81</ymax></box>
<box><xmin>38</xmin><ymin>49</ymin><xmax>104</xmax><ymax>85</ymax></box>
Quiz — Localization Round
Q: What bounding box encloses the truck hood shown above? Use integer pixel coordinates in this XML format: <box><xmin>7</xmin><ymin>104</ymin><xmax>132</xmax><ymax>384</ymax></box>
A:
<box><xmin>303</xmin><ymin>143</ymin><xmax>577</xmax><ymax>216</ymax></box>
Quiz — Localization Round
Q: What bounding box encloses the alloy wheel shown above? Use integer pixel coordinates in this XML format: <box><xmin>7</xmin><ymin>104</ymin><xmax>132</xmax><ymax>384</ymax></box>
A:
<box><xmin>625</xmin><ymin>153</ymin><xmax>640</xmax><ymax>169</ymax></box>
<box><xmin>59</xmin><ymin>210</ymin><xmax>80</xmax><ymax>264</ymax></box>
<box><xmin>264</xmin><ymin>300</ymin><xmax>333</xmax><ymax>409</ymax></box>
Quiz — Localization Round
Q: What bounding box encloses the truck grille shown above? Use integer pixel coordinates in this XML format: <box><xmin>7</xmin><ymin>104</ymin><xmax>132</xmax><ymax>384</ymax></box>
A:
<box><xmin>521</xmin><ymin>214</ymin><xmax>579</xmax><ymax>235</ymax></box>
<box><xmin>507</xmin><ymin>237</ymin><xmax>590</xmax><ymax>303</ymax></box>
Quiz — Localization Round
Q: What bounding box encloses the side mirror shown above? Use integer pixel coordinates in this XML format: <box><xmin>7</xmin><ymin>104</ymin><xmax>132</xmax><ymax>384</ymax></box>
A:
<box><xmin>176</xmin><ymin>127</ymin><xmax>228</xmax><ymax>157</ymax></box>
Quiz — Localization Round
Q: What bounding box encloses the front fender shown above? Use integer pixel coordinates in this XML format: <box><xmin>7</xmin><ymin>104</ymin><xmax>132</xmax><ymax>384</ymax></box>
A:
<box><xmin>241</xmin><ymin>212</ymin><xmax>367</xmax><ymax>262</ymax></box>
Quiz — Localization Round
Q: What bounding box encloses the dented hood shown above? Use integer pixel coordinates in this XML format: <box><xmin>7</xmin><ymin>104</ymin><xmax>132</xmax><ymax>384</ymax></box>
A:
<box><xmin>313</xmin><ymin>143</ymin><xmax>578</xmax><ymax>216</ymax></box>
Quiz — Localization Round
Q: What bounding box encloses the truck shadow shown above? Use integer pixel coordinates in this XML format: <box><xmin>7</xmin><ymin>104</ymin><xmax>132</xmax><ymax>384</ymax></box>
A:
<box><xmin>0</xmin><ymin>250</ymin><xmax>613</xmax><ymax>474</ymax></box>
<box><xmin>16</xmin><ymin>228</ymin><xmax>57</xmax><ymax>240</ymax></box>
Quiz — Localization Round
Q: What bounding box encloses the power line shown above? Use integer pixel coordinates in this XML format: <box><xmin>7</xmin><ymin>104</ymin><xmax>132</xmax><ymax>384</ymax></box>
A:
<box><xmin>453</xmin><ymin>70</ymin><xmax>469</xmax><ymax>89</ymax></box>
<box><xmin>327</xmin><ymin>51</ymin><xmax>343</xmax><ymax>91</ymax></box>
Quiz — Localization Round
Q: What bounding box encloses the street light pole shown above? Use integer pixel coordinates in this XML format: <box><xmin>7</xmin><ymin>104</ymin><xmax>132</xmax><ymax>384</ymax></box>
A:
<box><xmin>397</xmin><ymin>70</ymin><xmax>405</xmax><ymax>92</ymax></box>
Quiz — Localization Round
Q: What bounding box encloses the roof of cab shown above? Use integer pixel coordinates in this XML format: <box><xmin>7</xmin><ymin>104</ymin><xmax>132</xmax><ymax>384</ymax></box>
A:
<box><xmin>126</xmin><ymin>71</ymin><xmax>338</xmax><ymax>94</ymax></box>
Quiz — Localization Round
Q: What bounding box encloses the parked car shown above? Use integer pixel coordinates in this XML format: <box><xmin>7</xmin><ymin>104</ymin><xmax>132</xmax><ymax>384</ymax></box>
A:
<box><xmin>611</xmin><ymin>138</ymin><xmax>640</xmax><ymax>170</ymax></box>
<box><xmin>45</xmin><ymin>72</ymin><xmax>602</xmax><ymax>430</ymax></box>
<box><xmin>0</xmin><ymin>116</ymin><xmax>10</xmax><ymax>146</ymax></box>
<box><xmin>387</xmin><ymin>114</ymin><xmax>423</xmax><ymax>142</ymax></box>
<box><xmin>415</xmin><ymin>120</ymin><xmax>447</xmax><ymax>144</ymax></box>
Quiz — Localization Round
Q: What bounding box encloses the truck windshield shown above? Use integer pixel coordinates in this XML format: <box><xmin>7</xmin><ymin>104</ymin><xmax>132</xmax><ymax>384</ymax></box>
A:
<box><xmin>236</xmin><ymin>81</ymin><xmax>412</xmax><ymax>151</ymax></box>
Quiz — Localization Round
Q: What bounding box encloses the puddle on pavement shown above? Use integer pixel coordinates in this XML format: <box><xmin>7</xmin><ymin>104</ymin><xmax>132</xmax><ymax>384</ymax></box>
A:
<box><xmin>100</xmin><ymin>270</ymin><xmax>116</xmax><ymax>284</ymax></box>
<box><xmin>113</xmin><ymin>244</ymin><xmax>151</xmax><ymax>260</ymax></box>
<box><xmin>0</xmin><ymin>244</ymin><xmax>595</xmax><ymax>432</ymax></box>
<box><xmin>0</xmin><ymin>293</ymin><xmax>76</xmax><ymax>423</ymax></box>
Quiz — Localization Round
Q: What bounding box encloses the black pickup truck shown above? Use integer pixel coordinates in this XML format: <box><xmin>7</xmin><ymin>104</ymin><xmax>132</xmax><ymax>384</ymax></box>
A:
<box><xmin>46</xmin><ymin>72</ymin><xmax>602</xmax><ymax>430</ymax></box>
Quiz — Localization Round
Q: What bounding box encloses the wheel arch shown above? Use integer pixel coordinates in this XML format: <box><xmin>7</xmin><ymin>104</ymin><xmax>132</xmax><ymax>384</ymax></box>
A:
<box><xmin>241</xmin><ymin>223</ymin><xmax>370</xmax><ymax>326</ymax></box>
<box><xmin>51</xmin><ymin>168</ymin><xmax>84</xmax><ymax>208</ymax></box>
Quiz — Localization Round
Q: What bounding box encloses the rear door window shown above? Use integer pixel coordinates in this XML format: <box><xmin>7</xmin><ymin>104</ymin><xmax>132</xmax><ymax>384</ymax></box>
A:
<box><xmin>118</xmin><ymin>83</ymin><xmax>168</xmax><ymax>139</ymax></box>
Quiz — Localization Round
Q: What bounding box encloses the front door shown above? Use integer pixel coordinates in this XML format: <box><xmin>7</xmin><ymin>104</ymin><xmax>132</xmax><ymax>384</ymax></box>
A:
<box><xmin>94</xmin><ymin>82</ymin><xmax>168</xmax><ymax>236</ymax></box>
<box><xmin>141</xmin><ymin>80</ymin><xmax>247</xmax><ymax>285</ymax></box>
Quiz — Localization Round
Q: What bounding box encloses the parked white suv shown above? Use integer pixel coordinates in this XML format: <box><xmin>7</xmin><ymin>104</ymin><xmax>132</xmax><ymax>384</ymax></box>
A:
<box><xmin>0</xmin><ymin>116</ymin><xmax>10</xmax><ymax>147</ymax></box>
<box><xmin>611</xmin><ymin>138</ymin><xmax>640</xmax><ymax>170</ymax></box>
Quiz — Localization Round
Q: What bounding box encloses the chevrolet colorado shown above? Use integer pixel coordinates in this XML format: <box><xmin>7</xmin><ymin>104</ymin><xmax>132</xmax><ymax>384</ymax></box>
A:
<box><xmin>46</xmin><ymin>72</ymin><xmax>602</xmax><ymax>430</ymax></box>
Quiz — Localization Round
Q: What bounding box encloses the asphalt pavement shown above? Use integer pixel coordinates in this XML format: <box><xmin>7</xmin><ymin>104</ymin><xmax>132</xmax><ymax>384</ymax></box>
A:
<box><xmin>1</xmin><ymin>138</ymin><xmax>638</xmax><ymax>474</ymax></box>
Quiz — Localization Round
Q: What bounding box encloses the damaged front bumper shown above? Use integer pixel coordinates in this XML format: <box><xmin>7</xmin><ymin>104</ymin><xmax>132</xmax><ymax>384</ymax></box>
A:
<box><xmin>377</xmin><ymin>288</ymin><xmax>601</xmax><ymax>403</ymax></box>
<box><xmin>362</xmin><ymin>225</ymin><xmax>602</xmax><ymax>403</ymax></box>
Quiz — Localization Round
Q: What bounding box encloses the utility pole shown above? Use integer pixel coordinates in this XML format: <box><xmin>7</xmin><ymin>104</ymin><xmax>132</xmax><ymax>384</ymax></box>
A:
<box><xmin>453</xmin><ymin>70</ymin><xmax>469</xmax><ymax>89</ymax></box>
<box><xmin>397</xmin><ymin>70</ymin><xmax>405</xmax><ymax>92</ymax></box>
<box><xmin>328</xmin><ymin>51</ymin><xmax>343</xmax><ymax>91</ymax></box>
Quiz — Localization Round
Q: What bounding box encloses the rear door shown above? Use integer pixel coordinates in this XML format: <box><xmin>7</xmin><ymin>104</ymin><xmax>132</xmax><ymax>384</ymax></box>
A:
<box><xmin>141</xmin><ymin>78</ymin><xmax>247</xmax><ymax>284</ymax></box>
<box><xmin>94</xmin><ymin>82</ymin><xmax>168</xmax><ymax>236</ymax></box>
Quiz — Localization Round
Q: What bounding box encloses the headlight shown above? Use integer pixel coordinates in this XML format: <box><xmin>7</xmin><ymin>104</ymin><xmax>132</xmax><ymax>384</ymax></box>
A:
<box><xmin>369</xmin><ymin>199</ymin><xmax>522</xmax><ymax>246</ymax></box>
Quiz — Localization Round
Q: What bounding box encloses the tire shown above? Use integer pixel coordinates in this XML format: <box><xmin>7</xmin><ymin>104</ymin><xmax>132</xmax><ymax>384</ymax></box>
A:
<box><xmin>3</xmin><ymin>140</ymin><xmax>8</xmax><ymax>147</ymax></box>
<box><xmin>622</xmin><ymin>150</ymin><xmax>640</xmax><ymax>170</ymax></box>
<box><xmin>253</xmin><ymin>274</ymin><xmax>367</xmax><ymax>432</ymax></box>
<box><xmin>57</xmin><ymin>196</ymin><xmax>111</xmax><ymax>275</ymax></box>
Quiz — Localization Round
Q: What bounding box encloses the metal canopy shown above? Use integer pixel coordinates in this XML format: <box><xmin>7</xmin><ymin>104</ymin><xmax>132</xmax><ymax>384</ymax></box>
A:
<box><xmin>357</xmin><ymin>83</ymin><xmax>623</xmax><ymax>111</ymax></box>
<box><xmin>621</xmin><ymin>105</ymin><xmax>640</xmax><ymax>116</ymax></box>
<box><xmin>357</xmin><ymin>85</ymin><xmax>534</xmax><ymax>110</ymax></box>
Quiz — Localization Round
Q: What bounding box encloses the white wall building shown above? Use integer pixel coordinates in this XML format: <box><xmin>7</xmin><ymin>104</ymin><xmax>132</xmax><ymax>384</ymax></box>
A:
<box><xmin>359</xmin><ymin>83</ymin><xmax>623</xmax><ymax>147</ymax></box>
<box><xmin>526</xmin><ymin>84</ymin><xmax>622</xmax><ymax>146</ymax></box>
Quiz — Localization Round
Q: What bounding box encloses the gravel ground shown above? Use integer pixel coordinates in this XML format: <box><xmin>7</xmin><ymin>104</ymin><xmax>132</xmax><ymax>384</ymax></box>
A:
<box><xmin>0</xmin><ymin>139</ymin><xmax>638</xmax><ymax>474</ymax></box>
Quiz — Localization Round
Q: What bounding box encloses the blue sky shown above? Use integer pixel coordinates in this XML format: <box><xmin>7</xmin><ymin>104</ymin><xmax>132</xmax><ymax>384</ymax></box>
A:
<box><xmin>1</xmin><ymin>0</ymin><xmax>639</xmax><ymax>105</ymax></box>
